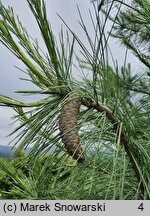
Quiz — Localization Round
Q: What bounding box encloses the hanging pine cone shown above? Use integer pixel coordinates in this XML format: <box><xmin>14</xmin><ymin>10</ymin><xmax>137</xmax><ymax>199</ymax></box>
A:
<box><xmin>59</xmin><ymin>97</ymin><xmax>85</xmax><ymax>163</ymax></box>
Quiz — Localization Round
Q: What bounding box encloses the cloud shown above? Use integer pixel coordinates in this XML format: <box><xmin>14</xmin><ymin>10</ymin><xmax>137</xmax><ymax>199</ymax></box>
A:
<box><xmin>0</xmin><ymin>107</ymin><xmax>17</xmax><ymax>146</ymax></box>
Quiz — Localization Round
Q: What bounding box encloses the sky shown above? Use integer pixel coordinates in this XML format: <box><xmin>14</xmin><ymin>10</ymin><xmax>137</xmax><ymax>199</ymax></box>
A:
<box><xmin>0</xmin><ymin>0</ymin><xmax>142</xmax><ymax>146</ymax></box>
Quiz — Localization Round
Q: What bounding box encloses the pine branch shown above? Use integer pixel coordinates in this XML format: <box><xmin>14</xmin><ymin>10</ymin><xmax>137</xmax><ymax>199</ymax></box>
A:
<box><xmin>82</xmin><ymin>98</ymin><xmax>145</xmax><ymax>198</ymax></box>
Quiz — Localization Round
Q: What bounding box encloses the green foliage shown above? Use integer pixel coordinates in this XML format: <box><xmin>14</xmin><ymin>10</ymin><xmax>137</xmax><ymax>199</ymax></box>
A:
<box><xmin>0</xmin><ymin>149</ymin><xmax>143</xmax><ymax>199</ymax></box>
<box><xmin>0</xmin><ymin>165</ymin><xmax>13</xmax><ymax>199</ymax></box>
<box><xmin>111</xmin><ymin>0</ymin><xmax>150</xmax><ymax>70</ymax></box>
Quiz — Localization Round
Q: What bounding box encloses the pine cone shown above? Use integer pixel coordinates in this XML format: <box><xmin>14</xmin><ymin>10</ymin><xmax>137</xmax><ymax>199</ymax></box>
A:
<box><xmin>59</xmin><ymin>98</ymin><xmax>85</xmax><ymax>163</ymax></box>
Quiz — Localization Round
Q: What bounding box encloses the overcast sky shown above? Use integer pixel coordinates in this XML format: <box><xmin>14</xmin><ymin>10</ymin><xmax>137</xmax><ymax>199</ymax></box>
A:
<box><xmin>0</xmin><ymin>0</ymin><xmax>142</xmax><ymax>146</ymax></box>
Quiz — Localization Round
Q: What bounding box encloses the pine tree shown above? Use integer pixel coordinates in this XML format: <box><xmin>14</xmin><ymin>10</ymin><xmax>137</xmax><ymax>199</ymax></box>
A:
<box><xmin>111</xmin><ymin>0</ymin><xmax>150</xmax><ymax>69</ymax></box>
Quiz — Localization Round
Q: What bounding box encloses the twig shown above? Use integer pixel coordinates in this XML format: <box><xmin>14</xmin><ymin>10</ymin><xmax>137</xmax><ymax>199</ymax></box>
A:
<box><xmin>123</xmin><ymin>86</ymin><xmax>150</xmax><ymax>96</ymax></box>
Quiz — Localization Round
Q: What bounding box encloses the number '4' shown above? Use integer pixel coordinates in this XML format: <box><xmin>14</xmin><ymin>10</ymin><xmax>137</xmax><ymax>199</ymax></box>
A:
<box><xmin>138</xmin><ymin>203</ymin><xmax>144</xmax><ymax>211</ymax></box>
